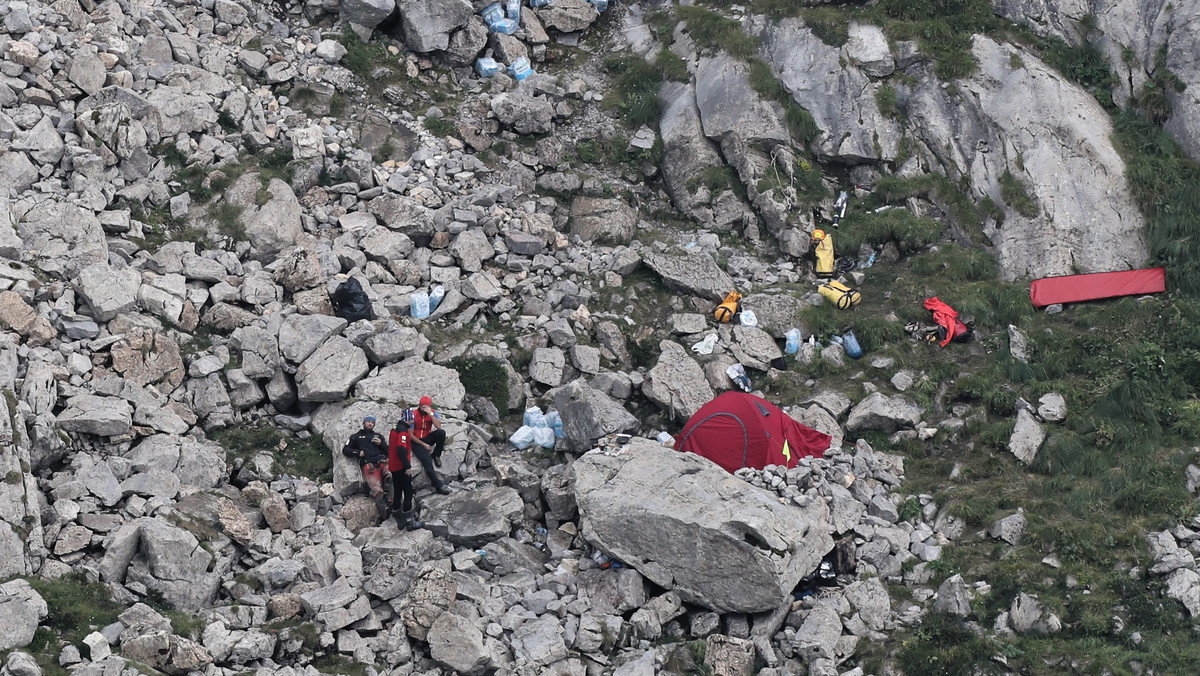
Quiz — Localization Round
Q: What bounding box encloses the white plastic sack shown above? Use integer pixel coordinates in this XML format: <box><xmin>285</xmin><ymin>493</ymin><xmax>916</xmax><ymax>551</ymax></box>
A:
<box><xmin>692</xmin><ymin>333</ymin><xmax>717</xmax><ymax>355</ymax></box>
<box><xmin>509</xmin><ymin>425</ymin><xmax>536</xmax><ymax>449</ymax></box>
<box><xmin>533</xmin><ymin>426</ymin><xmax>556</xmax><ymax>449</ymax></box>
<box><xmin>545</xmin><ymin>411</ymin><xmax>564</xmax><ymax>438</ymax></box>
<box><xmin>523</xmin><ymin>407</ymin><xmax>547</xmax><ymax>428</ymax></box>
<box><xmin>739</xmin><ymin>310</ymin><xmax>758</xmax><ymax>327</ymax></box>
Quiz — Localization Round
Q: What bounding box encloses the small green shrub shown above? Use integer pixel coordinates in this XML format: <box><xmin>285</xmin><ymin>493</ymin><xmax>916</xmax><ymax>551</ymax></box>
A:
<box><xmin>338</xmin><ymin>27</ymin><xmax>391</xmax><ymax>80</ymax></box>
<box><xmin>999</xmin><ymin>170</ymin><xmax>1038</xmax><ymax>217</ymax></box>
<box><xmin>876</xmin><ymin>84</ymin><xmax>901</xmax><ymax>120</ymax></box>
<box><xmin>802</xmin><ymin>7</ymin><xmax>850</xmax><ymax>47</ymax></box>
<box><xmin>838</xmin><ymin>208</ymin><xmax>945</xmax><ymax>253</ymax></box>
<box><xmin>27</xmin><ymin>574</ymin><xmax>124</xmax><ymax>646</ymax></box>
<box><xmin>450</xmin><ymin>358</ymin><xmax>511</xmax><ymax>412</ymax></box>
<box><xmin>677</xmin><ymin>6</ymin><xmax>758</xmax><ymax>59</ymax></box>
<box><xmin>424</xmin><ymin>116</ymin><xmax>455</xmax><ymax>137</ymax></box>
<box><xmin>603</xmin><ymin>55</ymin><xmax>665</xmax><ymax>129</ymax></box>
<box><xmin>657</xmin><ymin>48</ymin><xmax>690</xmax><ymax>83</ymax></box>
<box><xmin>898</xmin><ymin>612</ymin><xmax>1000</xmax><ymax>675</ymax></box>
<box><xmin>909</xmin><ymin>244</ymin><xmax>997</xmax><ymax>281</ymax></box>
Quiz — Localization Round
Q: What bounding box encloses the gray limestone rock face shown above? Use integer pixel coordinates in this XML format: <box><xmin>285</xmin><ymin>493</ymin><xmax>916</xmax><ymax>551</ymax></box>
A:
<box><xmin>428</xmin><ymin>612</ymin><xmax>491</xmax><ymax>675</ymax></box>
<box><xmin>792</xmin><ymin>601</ymin><xmax>841</xmax><ymax>662</ymax></box>
<box><xmin>235</xmin><ymin>326</ymin><xmax>281</xmax><ymax>379</ymax></box>
<box><xmin>363</xmin><ymin>326</ymin><xmax>429</xmax><ymax>364</ymax></box>
<box><xmin>401</xmin><ymin>566</ymin><xmax>457</xmax><ymax>642</ymax></box>
<box><xmin>241</xmin><ymin>178</ymin><xmax>305</xmax><ymax>259</ymax></box>
<box><xmin>845</xmin><ymin>393</ymin><xmax>924</xmax><ymax>433</ymax></box>
<box><xmin>1008</xmin><ymin>408</ymin><xmax>1045</xmax><ymax>465</ymax></box>
<box><xmin>367</xmin><ymin>193</ymin><xmax>436</xmax><ymax>241</ymax></box>
<box><xmin>57</xmin><ymin>395</ymin><xmax>133</xmax><ymax>437</ymax></box>
<box><xmin>1166</xmin><ymin>568</ymin><xmax>1200</xmax><ymax>617</ymax></box>
<box><xmin>642</xmin><ymin>250</ymin><xmax>735</xmax><ymax>303</ymax></box>
<box><xmin>569</xmin><ymin>197</ymin><xmax>638</xmax><ymax>245</ymax></box>
<box><xmin>397</xmin><ymin>0</ymin><xmax>472</xmax><ymax>52</ymax></box>
<box><xmin>423</xmin><ymin>486</ymin><xmax>524</xmax><ymax>548</ymax></box>
<box><xmin>295</xmin><ymin>336</ymin><xmax>369</xmax><ymax>402</ymax></box>
<box><xmin>844</xmin><ymin>577</ymin><xmax>891</xmax><ymax>631</ymax></box>
<box><xmin>551</xmin><ymin>380</ymin><xmax>640</xmax><ymax>450</ymax></box>
<box><xmin>658</xmin><ymin>80</ymin><xmax>738</xmax><ymax>228</ymax></box>
<box><xmin>355</xmin><ymin>358</ymin><xmax>466</xmax><ymax>409</ymax></box>
<box><xmin>340</xmin><ymin>0</ymin><xmax>396</xmax><ymax>31</ymax></box>
<box><xmin>574</xmin><ymin>441</ymin><xmax>833</xmax><ymax>612</ymax></box>
<box><xmin>732</xmin><ymin>325</ymin><xmax>783</xmax><ymax>371</ymax></box>
<box><xmin>904</xmin><ymin>35</ymin><xmax>1146</xmax><ymax>280</ymax></box>
<box><xmin>445</xmin><ymin>17</ymin><xmax>489</xmax><ymax>64</ymax></box>
<box><xmin>758</xmin><ymin>19</ymin><xmax>900</xmax><ymax>162</ymax></box>
<box><xmin>448</xmin><ymin>228</ymin><xmax>494</xmax><ymax>272</ymax></box>
<box><xmin>642</xmin><ymin>340</ymin><xmax>714</xmax><ymax>419</ymax></box>
<box><xmin>68</xmin><ymin>47</ymin><xmax>107</xmax><ymax>95</ymax></box>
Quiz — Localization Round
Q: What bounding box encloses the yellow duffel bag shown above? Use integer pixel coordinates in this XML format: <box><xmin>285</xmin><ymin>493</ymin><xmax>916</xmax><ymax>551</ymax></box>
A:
<box><xmin>818</xmin><ymin>280</ymin><xmax>862</xmax><ymax>310</ymax></box>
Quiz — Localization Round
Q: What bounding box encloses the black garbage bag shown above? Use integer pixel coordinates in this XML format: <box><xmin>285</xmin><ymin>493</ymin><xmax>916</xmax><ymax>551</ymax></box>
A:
<box><xmin>331</xmin><ymin>277</ymin><xmax>373</xmax><ymax>322</ymax></box>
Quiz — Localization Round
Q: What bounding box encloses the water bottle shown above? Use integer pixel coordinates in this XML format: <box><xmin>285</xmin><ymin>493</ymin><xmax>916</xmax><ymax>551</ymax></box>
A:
<box><xmin>475</xmin><ymin>57</ymin><xmax>501</xmax><ymax>78</ymax></box>
<box><xmin>481</xmin><ymin>2</ymin><xmax>504</xmax><ymax>27</ymax></box>
<box><xmin>784</xmin><ymin>328</ymin><xmax>801</xmax><ymax>355</ymax></box>
<box><xmin>409</xmin><ymin>290</ymin><xmax>430</xmax><ymax>319</ymax></box>
<box><xmin>505</xmin><ymin>0</ymin><xmax>520</xmax><ymax>21</ymax></box>
<box><xmin>428</xmin><ymin>285</ymin><xmax>445</xmax><ymax>313</ymax></box>
<box><xmin>508</xmin><ymin>56</ymin><xmax>533</xmax><ymax>81</ymax></box>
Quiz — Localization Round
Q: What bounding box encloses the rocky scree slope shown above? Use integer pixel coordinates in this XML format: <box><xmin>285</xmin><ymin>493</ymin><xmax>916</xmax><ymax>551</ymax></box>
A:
<box><xmin>1</xmin><ymin>0</ymin><xmax>1198</xmax><ymax>675</ymax></box>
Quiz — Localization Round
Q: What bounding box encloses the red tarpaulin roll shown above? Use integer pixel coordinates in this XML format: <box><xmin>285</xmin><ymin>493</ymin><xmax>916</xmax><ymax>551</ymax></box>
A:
<box><xmin>1029</xmin><ymin>268</ymin><xmax>1166</xmax><ymax>307</ymax></box>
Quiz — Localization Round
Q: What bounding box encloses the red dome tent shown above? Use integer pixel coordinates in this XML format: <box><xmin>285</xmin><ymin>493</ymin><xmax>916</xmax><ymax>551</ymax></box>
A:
<box><xmin>675</xmin><ymin>391</ymin><xmax>831</xmax><ymax>473</ymax></box>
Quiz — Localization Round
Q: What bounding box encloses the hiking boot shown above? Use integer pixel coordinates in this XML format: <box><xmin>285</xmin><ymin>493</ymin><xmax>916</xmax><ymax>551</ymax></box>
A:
<box><xmin>374</xmin><ymin>494</ymin><xmax>390</xmax><ymax>519</ymax></box>
<box><xmin>432</xmin><ymin>455</ymin><xmax>442</xmax><ymax>468</ymax></box>
<box><xmin>436</xmin><ymin>485</ymin><xmax>451</xmax><ymax>495</ymax></box>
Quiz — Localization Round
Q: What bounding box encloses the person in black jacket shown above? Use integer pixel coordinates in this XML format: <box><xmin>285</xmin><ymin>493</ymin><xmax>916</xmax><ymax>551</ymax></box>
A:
<box><xmin>342</xmin><ymin>416</ymin><xmax>390</xmax><ymax>518</ymax></box>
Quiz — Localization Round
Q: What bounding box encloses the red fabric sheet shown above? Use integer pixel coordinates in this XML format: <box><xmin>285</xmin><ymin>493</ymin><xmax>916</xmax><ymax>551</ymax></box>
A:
<box><xmin>923</xmin><ymin>297</ymin><xmax>959</xmax><ymax>347</ymax></box>
<box><xmin>1029</xmin><ymin>268</ymin><xmax>1166</xmax><ymax>307</ymax></box>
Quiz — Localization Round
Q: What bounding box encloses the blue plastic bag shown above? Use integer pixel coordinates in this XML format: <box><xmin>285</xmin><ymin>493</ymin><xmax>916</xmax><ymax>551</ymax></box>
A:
<box><xmin>481</xmin><ymin>2</ymin><xmax>504</xmax><ymax>25</ymax></box>
<box><xmin>545</xmin><ymin>411</ymin><xmax>564</xmax><ymax>438</ymax></box>
<box><xmin>505</xmin><ymin>0</ymin><xmax>520</xmax><ymax>20</ymax></box>
<box><xmin>475</xmin><ymin>57</ymin><xmax>502</xmax><ymax>78</ymax></box>
<box><xmin>429</xmin><ymin>285</ymin><xmax>445</xmax><ymax>313</ymax></box>
<box><xmin>509</xmin><ymin>426</ymin><xmax>535</xmax><ymax>449</ymax></box>
<box><xmin>508</xmin><ymin>56</ymin><xmax>533</xmax><ymax>81</ymax></box>
<box><xmin>523</xmin><ymin>406</ymin><xmax>547</xmax><ymax>428</ymax></box>
<box><xmin>843</xmin><ymin>330</ymin><xmax>863</xmax><ymax>359</ymax></box>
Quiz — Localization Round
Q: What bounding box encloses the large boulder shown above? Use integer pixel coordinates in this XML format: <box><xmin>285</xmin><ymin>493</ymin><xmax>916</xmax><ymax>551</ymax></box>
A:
<box><xmin>313</xmin><ymin>400</ymin><xmax>408</xmax><ymax>496</ymax></box>
<box><xmin>569</xmin><ymin>197</ymin><xmax>638</xmax><ymax>245</ymax></box>
<box><xmin>226</xmin><ymin>174</ymin><xmax>304</xmax><ymax>259</ymax></box>
<box><xmin>845</xmin><ymin>393</ymin><xmax>923</xmax><ymax>433</ymax></box>
<box><xmin>76</xmin><ymin>263</ymin><xmax>140</xmax><ymax>322</ymax></box>
<box><xmin>295</xmin><ymin>336</ymin><xmax>369</xmax><ymax>402</ymax></box>
<box><xmin>536</xmin><ymin>0</ymin><xmax>598</xmax><ymax>32</ymax></box>
<box><xmin>57</xmin><ymin>395</ymin><xmax>133</xmax><ymax>436</ymax></box>
<box><xmin>573</xmin><ymin>441</ymin><xmax>834</xmax><ymax>612</ymax></box>
<box><xmin>551</xmin><ymin>380</ymin><xmax>640</xmax><ymax>450</ymax></box>
<box><xmin>642</xmin><ymin>341</ymin><xmax>714</xmax><ymax>419</ymax></box>
<box><xmin>354</xmin><ymin>358</ymin><xmax>466</xmax><ymax>409</ymax></box>
<box><xmin>99</xmin><ymin>518</ymin><xmax>220</xmax><ymax>612</ymax></box>
<box><xmin>422</xmin><ymin>486</ymin><xmax>524</xmax><ymax>547</ymax></box>
<box><xmin>340</xmin><ymin>0</ymin><xmax>395</xmax><ymax>31</ymax></box>
<box><xmin>1008</xmin><ymin>408</ymin><xmax>1045</xmax><ymax>465</ymax></box>
<box><xmin>14</xmin><ymin>198</ymin><xmax>108</xmax><ymax>279</ymax></box>
<box><xmin>490</xmin><ymin>93</ymin><xmax>555</xmax><ymax>135</ymax></box>
<box><xmin>642</xmin><ymin>250</ymin><xmax>735</xmax><ymax>303</ymax></box>
<box><xmin>427</xmin><ymin>612</ymin><xmax>490</xmax><ymax>675</ymax></box>
<box><xmin>397</xmin><ymin>0</ymin><xmax>472</xmax><ymax>53</ymax></box>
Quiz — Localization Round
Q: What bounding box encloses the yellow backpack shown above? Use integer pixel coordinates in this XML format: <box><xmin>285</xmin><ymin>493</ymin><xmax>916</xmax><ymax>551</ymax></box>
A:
<box><xmin>714</xmin><ymin>291</ymin><xmax>742</xmax><ymax>323</ymax></box>
<box><xmin>818</xmin><ymin>280</ymin><xmax>862</xmax><ymax>310</ymax></box>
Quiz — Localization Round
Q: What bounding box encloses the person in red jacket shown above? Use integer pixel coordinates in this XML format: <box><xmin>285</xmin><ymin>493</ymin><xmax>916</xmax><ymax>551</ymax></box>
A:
<box><xmin>411</xmin><ymin>396</ymin><xmax>450</xmax><ymax>495</ymax></box>
<box><xmin>387</xmin><ymin>416</ymin><xmax>423</xmax><ymax>531</ymax></box>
